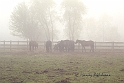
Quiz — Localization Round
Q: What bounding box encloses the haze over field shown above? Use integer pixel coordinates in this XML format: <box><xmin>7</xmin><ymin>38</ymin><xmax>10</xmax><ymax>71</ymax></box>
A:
<box><xmin>0</xmin><ymin>0</ymin><xmax>124</xmax><ymax>41</ymax></box>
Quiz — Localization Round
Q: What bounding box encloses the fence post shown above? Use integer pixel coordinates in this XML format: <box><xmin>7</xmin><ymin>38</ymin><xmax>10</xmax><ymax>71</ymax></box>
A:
<box><xmin>27</xmin><ymin>40</ymin><xmax>29</xmax><ymax>51</ymax></box>
<box><xmin>78</xmin><ymin>43</ymin><xmax>80</xmax><ymax>52</ymax></box>
<box><xmin>18</xmin><ymin>41</ymin><xmax>19</xmax><ymax>49</ymax></box>
<box><xmin>44</xmin><ymin>41</ymin><xmax>46</xmax><ymax>51</ymax></box>
<box><xmin>123</xmin><ymin>42</ymin><xmax>124</xmax><ymax>52</ymax></box>
<box><xmin>52</xmin><ymin>41</ymin><xmax>53</xmax><ymax>52</ymax></box>
<box><xmin>112</xmin><ymin>42</ymin><xmax>114</xmax><ymax>52</ymax></box>
<box><xmin>10</xmin><ymin>40</ymin><xmax>11</xmax><ymax>51</ymax></box>
<box><xmin>18</xmin><ymin>41</ymin><xmax>20</xmax><ymax>51</ymax></box>
<box><xmin>95</xmin><ymin>41</ymin><xmax>96</xmax><ymax>52</ymax></box>
<box><xmin>4</xmin><ymin>40</ymin><xmax>5</xmax><ymax>52</ymax></box>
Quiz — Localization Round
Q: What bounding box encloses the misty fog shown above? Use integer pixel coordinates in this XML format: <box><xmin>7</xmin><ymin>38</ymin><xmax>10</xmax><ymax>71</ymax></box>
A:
<box><xmin>0</xmin><ymin>0</ymin><xmax>124</xmax><ymax>41</ymax></box>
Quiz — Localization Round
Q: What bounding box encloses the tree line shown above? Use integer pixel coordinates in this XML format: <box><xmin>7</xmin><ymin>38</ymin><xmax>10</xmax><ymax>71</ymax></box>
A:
<box><xmin>9</xmin><ymin>0</ymin><xmax>120</xmax><ymax>42</ymax></box>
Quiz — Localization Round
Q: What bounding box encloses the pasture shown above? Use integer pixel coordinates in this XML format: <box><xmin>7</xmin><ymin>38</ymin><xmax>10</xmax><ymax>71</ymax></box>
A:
<box><xmin>0</xmin><ymin>52</ymin><xmax>124</xmax><ymax>83</ymax></box>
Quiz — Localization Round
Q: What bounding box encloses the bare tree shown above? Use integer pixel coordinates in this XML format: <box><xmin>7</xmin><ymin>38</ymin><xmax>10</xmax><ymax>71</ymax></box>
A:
<box><xmin>97</xmin><ymin>14</ymin><xmax>120</xmax><ymax>41</ymax></box>
<box><xmin>82</xmin><ymin>17</ymin><xmax>97</xmax><ymax>41</ymax></box>
<box><xmin>82</xmin><ymin>14</ymin><xmax>120</xmax><ymax>42</ymax></box>
<box><xmin>61</xmin><ymin>0</ymin><xmax>86</xmax><ymax>40</ymax></box>
<box><xmin>10</xmin><ymin>0</ymin><xmax>58</xmax><ymax>41</ymax></box>
<box><xmin>31</xmin><ymin>0</ymin><xmax>58</xmax><ymax>41</ymax></box>
<box><xmin>10</xmin><ymin>2</ymin><xmax>36</xmax><ymax>40</ymax></box>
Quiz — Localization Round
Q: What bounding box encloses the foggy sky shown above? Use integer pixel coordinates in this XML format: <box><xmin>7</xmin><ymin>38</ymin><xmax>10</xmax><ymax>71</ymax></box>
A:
<box><xmin>0</xmin><ymin>0</ymin><xmax>124</xmax><ymax>41</ymax></box>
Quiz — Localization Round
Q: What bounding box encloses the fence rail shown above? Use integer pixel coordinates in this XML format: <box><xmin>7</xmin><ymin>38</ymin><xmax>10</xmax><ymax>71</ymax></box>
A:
<box><xmin>0</xmin><ymin>41</ymin><xmax>124</xmax><ymax>52</ymax></box>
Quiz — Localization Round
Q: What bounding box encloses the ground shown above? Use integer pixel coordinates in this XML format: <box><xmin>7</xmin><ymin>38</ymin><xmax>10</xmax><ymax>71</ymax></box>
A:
<box><xmin>0</xmin><ymin>52</ymin><xmax>124</xmax><ymax>83</ymax></box>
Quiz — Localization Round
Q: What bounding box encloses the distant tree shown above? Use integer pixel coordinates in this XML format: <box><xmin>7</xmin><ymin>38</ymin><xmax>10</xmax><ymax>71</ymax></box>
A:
<box><xmin>105</xmin><ymin>26</ymin><xmax>120</xmax><ymax>41</ymax></box>
<box><xmin>10</xmin><ymin>0</ymin><xmax>58</xmax><ymax>41</ymax></box>
<box><xmin>10</xmin><ymin>2</ymin><xmax>41</xmax><ymax>40</ymax></box>
<box><xmin>30</xmin><ymin>0</ymin><xmax>58</xmax><ymax>41</ymax></box>
<box><xmin>82</xmin><ymin>17</ymin><xmax>97</xmax><ymax>41</ymax></box>
<box><xmin>61</xmin><ymin>0</ymin><xmax>86</xmax><ymax>40</ymax></box>
<box><xmin>81</xmin><ymin>14</ymin><xmax>120</xmax><ymax>42</ymax></box>
<box><xmin>97</xmin><ymin>14</ymin><xmax>120</xmax><ymax>41</ymax></box>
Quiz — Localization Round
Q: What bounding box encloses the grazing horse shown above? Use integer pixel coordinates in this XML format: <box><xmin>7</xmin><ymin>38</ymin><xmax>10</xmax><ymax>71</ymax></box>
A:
<box><xmin>46</xmin><ymin>40</ymin><xmax>52</xmax><ymax>52</ymax></box>
<box><xmin>75</xmin><ymin>39</ymin><xmax>94</xmax><ymax>52</ymax></box>
<box><xmin>62</xmin><ymin>40</ymin><xmax>70</xmax><ymax>52</ymax></box>
<box><xmin>54</xmin><ymin>40</ymin><xmax>75</xmax><ymax>52</ymax></box>
<box><xmin>53</xmin><ymin>43</ymin><xmax>59</xmax><ymax>51</ymax></box>
<box><xmin>29</xmin><ymin>40</ymin><xmax>38</xmax><ymax>51</ymax></box>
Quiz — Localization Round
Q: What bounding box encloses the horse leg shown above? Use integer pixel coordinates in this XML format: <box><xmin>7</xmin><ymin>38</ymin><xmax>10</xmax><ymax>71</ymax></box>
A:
<box><xmin>90</xmin><ymin>46</ymin><xmax>91</xmax><ymax>52</ymax></box>
<box><xmin>66</xmin><ymin>46</ymin><xmax>67</xmax><ymax>52</ymax></box>
<box><xmin>29</xmin><ymin>46</ymin><xmax>31</xmax><ymax>51</ymax></box>
<box><xmin>82</xmin><ymin>47</ymin><xmax>83</xmax><ymax>52</ymax></box>
<box><xmin>34</xmin><ymin>46</ymin><xmax>35</xmax><ymax>51</ymax></box>
<box><xmin>32</xmin><ymin>46</ymin><xmax>33</xmax><ymax>51</ymax></box>
<box><xmin>35</xmin><ymin>46</ymin><xmax>37</xmax><ymax>51</ymax></box>
<box><xmin>66</xmin><ymin>47</ymin><xmax>67</xmax><ymax>52</ymax></box>
<box><xmin>90</xmin><ymin>45</ymin><xmax>93</xmax><ymax>52</ymax></box>
<box><xmin>82</xmin><ymin>46</ymin><xmax>84</xmax><ymax>52</ymax></box>
<box><xmin>46</xmin><ymin>47</ymin><xmax>48</xmax><ymax>52</ymax></box>
<box><xmin>32</xmin><ymin>46</ymin><xmax>34</xmax><ymax>51</ymax></box>
<box><xmin>67</xmin><ymin>47</ymin><xmax>69</xmax><ymax>52</ymax></box>
<box><xmin>84</xmin><ymin>47</ymin><xmax>86</xmax><ymax>52</ymax></box>
<box><xmin>48</xmin><ymin>47</ymin><xmax>49</xmax><ymax>52</ymax></box>
<box><xmin>50</xmin><ymin>47</ymin><xmax>51</xmax><ymax>52</ymax></box>
<box><xmin>49</xmin><ymin>47</ymin><xmax>51</xmax><ymax>52</ymax></box>
<box><xmin>92</xmin><ymin>47</ymin><xmax>94</xmax><ymax>52</ymax></box>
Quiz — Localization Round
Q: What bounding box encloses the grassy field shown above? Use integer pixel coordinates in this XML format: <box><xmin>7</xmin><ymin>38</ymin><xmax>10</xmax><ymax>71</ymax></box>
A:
<box><xmin>0</xmin><ymin>52</ymin><xmax>124</xmax><ymax>83</ymax></box>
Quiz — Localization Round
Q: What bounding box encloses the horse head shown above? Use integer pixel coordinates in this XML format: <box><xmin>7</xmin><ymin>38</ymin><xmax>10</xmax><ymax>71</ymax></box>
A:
<box><xmin>75</xmin><ymin>39</ymin><xmax>79</xmax><ymax>44</ymax></box>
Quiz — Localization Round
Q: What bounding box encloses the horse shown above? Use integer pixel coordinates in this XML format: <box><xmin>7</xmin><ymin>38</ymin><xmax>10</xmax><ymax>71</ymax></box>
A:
<box><xmin>54</xmin><ymin>40</ymin><xmax>75</xmax><ymax>52</ymax></box>
<box><xmin>62</xmin><ymin>40</ymin><xmax>70</xmax><ymax>52</ymax></box>
<box><xmin>53</xmin><ymin>41</ymin><xmax>63</xmax><ymax>52</ymax></box>
<box><xmin>75</xmin><ymin>39</ymin><xmax>94</xmax><ymax>52</ymax></box>
<box><xmin>53</xmin><ymin>43</ymin><xmax>59</xmax><ymax>51</ymax></box>
<box><xmin>29</xmin><ymin>40</ymin><xmax>38</xmax><ymax>51</ymax></box>
<box><xmin>46</xmin><ymin>40</ymin><xmax>52</xmax><ymax>52</ymax></box>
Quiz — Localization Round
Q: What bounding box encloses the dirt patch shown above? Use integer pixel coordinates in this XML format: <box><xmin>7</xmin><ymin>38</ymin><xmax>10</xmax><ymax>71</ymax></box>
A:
<box><xmin>55</xmin><ymin>78</ymin><xmax>71</xmax><ymax>83</ymax></box>
<box><xmin>0</xmin><ymin>77</ymin><xmax>6</xmax><ymax>80</ymax></box>
<box><xmin>53</xmin><ymin>68</ymin><xmax>66</xmax><ymax>74</ymax></box>
<box><xmin>34</xmin><ymin>69</ymin><xmax>49</xmax><ymax>74</ymax></box>
<box><xmin>22</xmin><ymin>70</ymin><xmax>32</xmax><ymax>74</ymax></box>
<box><xmin>35</xmin><ymin>71</ymin><xmax>43</xmax><ymax>74</ymax></box>
<box><xmin>11</xmin><ymin>81</ymin><xmax>23</xmax><ymax>83</ymax></box>
<box><xmin>120</xmin><ymin>69</ymin><xmax>124</xmax><ymax>72</ymax></box>
<box><xmin>47</xmin><ymin>75</ymin><xmax>55</xmax><ymax>77</ymax></box>
<box><xmin>119</xmin><ymin>80</ymin><xmax>124</xmax><ymax>82</ymax></box>
<box><xmin>42</xmin><ymin>70</ymin><xmax>49</xmax><ymax>73</ymax></box>
<box><xmin>104</xmin><ymin>61</ymin><xmax>113</xmax><ymax>65</ymax></box>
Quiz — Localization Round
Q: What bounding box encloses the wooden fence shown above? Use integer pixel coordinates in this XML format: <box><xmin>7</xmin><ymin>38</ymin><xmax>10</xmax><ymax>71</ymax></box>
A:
<box><xmin>0</xmin><ymin>40</ymin><xmax>124</xmax><ymax>52</ymax></box>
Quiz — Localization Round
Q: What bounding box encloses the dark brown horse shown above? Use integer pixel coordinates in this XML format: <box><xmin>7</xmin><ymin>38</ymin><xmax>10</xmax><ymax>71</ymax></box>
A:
<box><xmin>53</xmin><ymin>43</ymin><xmax>59</xmax><ymax>51</ymax></box>
<box><xmin>29</xmin><ymin>40</ymin><xmax>38</xmax><ymax>51</ymax></box>
<box><xmin>75</xmin><ymin>39</ymin><xmax>94</xmax><ymax>52</ymax></box>
<box><xmin>54</xmin><ymin>40</ymin><xmax>75</xmax><ymax>52</ymax></box>
<box><xmin>46</xmin><ymin>40</ymin><xmax>52</xmax><ymax>52</ymax></box>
